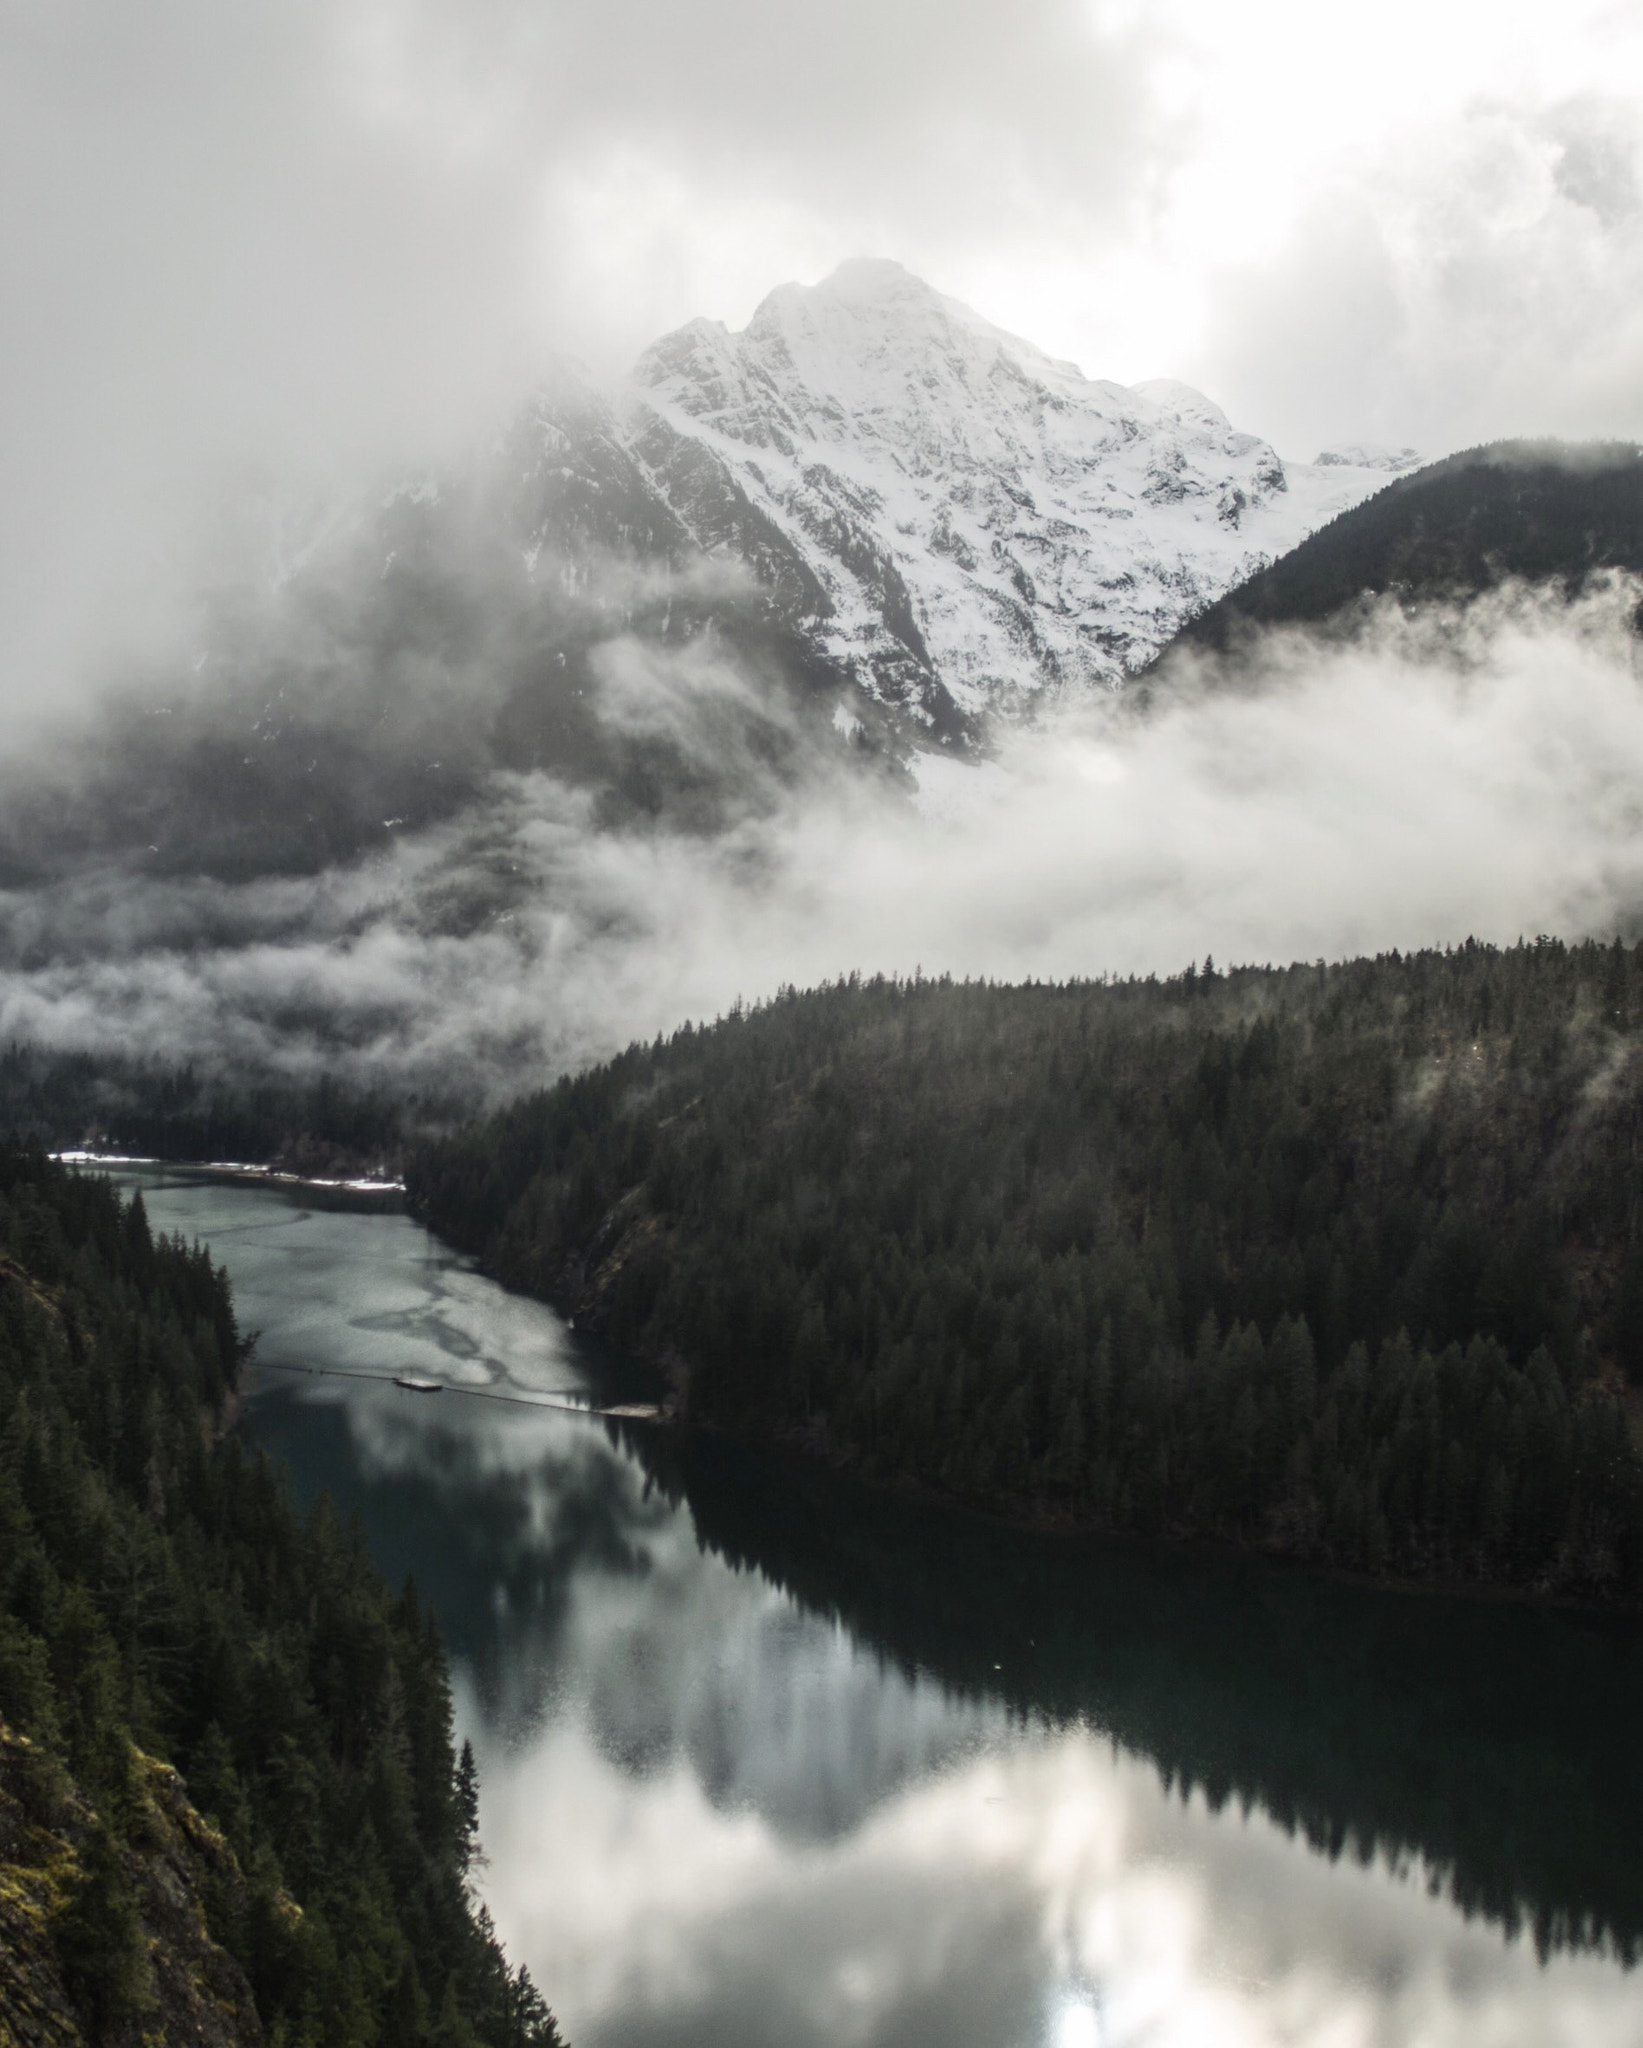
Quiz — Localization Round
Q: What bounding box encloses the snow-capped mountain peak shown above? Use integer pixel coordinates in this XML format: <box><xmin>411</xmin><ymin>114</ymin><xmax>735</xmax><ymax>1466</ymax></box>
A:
<box><xmin>619</xmin><ymin>261</ymin><xmax>1409</xmax><ymax>724</ymax></box>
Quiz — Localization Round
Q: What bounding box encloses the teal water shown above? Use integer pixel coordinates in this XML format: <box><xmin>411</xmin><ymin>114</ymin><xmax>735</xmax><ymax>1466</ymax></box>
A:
<box><xmin>120</xmin><ymin>1166</ymin><xmax>1643</xmax><ymax>2048</ymax></box>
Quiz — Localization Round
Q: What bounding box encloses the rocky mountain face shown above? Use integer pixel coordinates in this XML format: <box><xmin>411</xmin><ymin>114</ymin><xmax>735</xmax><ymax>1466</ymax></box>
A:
<box><xmin>0</xmin><ymin>1723</ymin><xmax>263</xmax><ymax>2048</ymax></box>
<box><xmin>616</xmin><ymin>259</ymin><xmax>1414</xmax><ymax>731</ymax></box>
<box><xmin>0</xmin><ymin>263</ymin><xmax>1415</xmax><ymax>885</ymax></box>
<box><xmin>255</xmin><ymin>259</ymin><xmax>1418</xmax><ymax>772</ymax></box>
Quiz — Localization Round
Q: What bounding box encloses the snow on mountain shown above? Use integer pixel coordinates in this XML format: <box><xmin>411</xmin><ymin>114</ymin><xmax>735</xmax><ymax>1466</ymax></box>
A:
<box><xmin>613</xmin><ymin>259</ymin><xmax>1408</xmax><ymax>726</ymax></box>
<box><xmin>1313</xmin><ymin>443</ymin><xmax>1424</xmax><ymax>473</ymax></box>
<box><xmin>0</xmin><ymin>266</ymin><xmax>1432</xmax><ymax>925</ymax></box>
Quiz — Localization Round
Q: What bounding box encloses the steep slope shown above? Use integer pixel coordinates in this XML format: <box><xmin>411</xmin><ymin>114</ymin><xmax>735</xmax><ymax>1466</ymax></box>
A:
<box><xmin>0</xmin><ymin>368</ymin><xmax>867</xmax><ymax>886</ymax></box>
<box><xmin>621</xmin><ymin>259</ymin><xmax>1414</xmax><ymax>722</ymax></box>
<box><xmin>0</xmin><ymin>1150</ymin><xmax>563</xmax><ymax>2047</ymax></box>
<box><xmin>0</xmin><ymin>264</ymin><xmax>1411</xmax><ymax>889</ymax></box>
<box><xmin>1166</xmin><ymin>438</ymin><xmax>1643</xmax><ymax>657</ymax></box>
<box><xmin>409</xmin><ymin>946</ymin><xmax>1643</xmax><ymax>1601</ymax></box>
<box><xmin>0</xmin><ymin>1724</ymin><xmax>264</xmax><ymax>2048</ymax></box>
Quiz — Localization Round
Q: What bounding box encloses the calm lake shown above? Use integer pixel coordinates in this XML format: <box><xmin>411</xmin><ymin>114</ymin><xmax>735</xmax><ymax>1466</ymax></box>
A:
<box><xmin>116</xmin><ymin>1165</ymin><xmax>1643</xmax><ymax>2048</ymax></box>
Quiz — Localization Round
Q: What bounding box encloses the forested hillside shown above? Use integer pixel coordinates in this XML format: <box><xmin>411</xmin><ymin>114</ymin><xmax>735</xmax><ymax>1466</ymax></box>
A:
<box><xmin>0</xmin><ymin>1145</ymin><xmax>560</xmax><ymax>2047</ymax></box>
<box><xmin>409</xmin><ymin>946</ymin><xmax>1643</xmax><ymax>1601</ymax></box>
<box><xmin>1167</xmin><ymin>440</ymin><xmax>1643</xmax><ymax>654</ymax></box>
<box><xmin>0</xmin><ymin>1043</ymin><xmax>427</xmax><ymax>1182</ymax></box>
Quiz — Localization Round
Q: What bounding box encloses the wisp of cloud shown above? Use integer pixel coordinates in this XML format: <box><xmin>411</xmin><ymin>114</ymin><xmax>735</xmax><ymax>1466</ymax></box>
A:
<box><xmin>2</xmin><ymin>578</ymin><xmax>1641</xmax><ymax>1102</ymax></box>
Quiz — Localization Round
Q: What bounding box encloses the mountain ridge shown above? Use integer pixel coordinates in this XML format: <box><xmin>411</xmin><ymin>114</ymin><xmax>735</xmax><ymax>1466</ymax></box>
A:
<box><xmin>612</xmin><ymin>259</ymin><xmax>1416</xmax><ymax>725</ymax></box>
<box><xmin>0</xmin><ymin>262</ymin><xmax>1416</xmax><ymax>884</ymax></box>
<box><xmin>1162</xmin><ymin>437</ymin><xmax>1643</xmax><ymax>660</ymax></box>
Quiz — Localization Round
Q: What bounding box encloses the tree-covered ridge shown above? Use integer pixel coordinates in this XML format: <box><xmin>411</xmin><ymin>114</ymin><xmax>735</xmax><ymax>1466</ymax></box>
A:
<box><xmin>0</xmin><ymin>1042</ymin><xmax>428</xmax><ymax>1183</ymax></box>
<box><xmin>0</xmin><ymin>1144</ymin><xmax>561</xmax><ymax>2047</ymax></box>
<box><xmin>1165</xmin><ymin>440</ymin><xmax>1643</xmax><ymax>654</ymax></box>
<box><xmin>409</xmin><ymin>943</ymin><xmax>1643</xmax><ymax>1601</ymax></box>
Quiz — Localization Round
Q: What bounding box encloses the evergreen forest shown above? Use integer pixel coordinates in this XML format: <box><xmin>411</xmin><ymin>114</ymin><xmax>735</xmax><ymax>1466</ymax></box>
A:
<box><xmin>409</xmin><ymin>942</ymin><xmax>1643</xmax><ymax>1602</ymax></box>
<box><xmin>0</xmin><ymin>1043</ymin><xmax>428</xmax><ymax>1183</ymax></box>
<box><xmin>0</xmin><ymin>1143</ymin><xmax>560</xmax><ymax>2047</ymax></box>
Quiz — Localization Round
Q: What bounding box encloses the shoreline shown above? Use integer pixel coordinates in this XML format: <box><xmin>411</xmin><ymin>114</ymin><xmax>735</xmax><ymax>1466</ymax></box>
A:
<box><xmin>399</xmin><ymin>1173</ymin><xmax>1643</xmax><ymax>1625</ymax></box>
<box><xmin>54</xmin><ymin>1149</ymin><xmax>405</xmax><ymax>1195</ymax></box>
<box><xmin>90</xmin><ymin>1158</ymin><xmax>1640</xmax><ymax>1622</ymax></box>
<box><xmin>539</xmin><ymin>1306</ymin><xmax>1643</xmax><ymax>1622</ymax></box>
<box><xmin>641</xmin><ymin>1405</ymin><xmax>1643</xmax><ymax>1623</ymax></box>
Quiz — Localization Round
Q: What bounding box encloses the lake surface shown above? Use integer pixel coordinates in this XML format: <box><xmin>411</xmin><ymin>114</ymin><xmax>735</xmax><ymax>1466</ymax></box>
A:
<box><xmin>118</xmin><ymin>1165</ymin><xmax>1643</xmax><ymax>2048</ymax></box>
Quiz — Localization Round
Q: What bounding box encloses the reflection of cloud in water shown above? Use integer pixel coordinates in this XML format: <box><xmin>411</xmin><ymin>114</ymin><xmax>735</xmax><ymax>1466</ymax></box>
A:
<box><xmin>483</xmin><ymin>1728</ymin><xmax>1643</xmax><ymax>2048</ymax></box>
<box><xmin>377</xmin><ymin>1406</ymin><xmax>1005</xmax><ymax>1838</ymax></box>
<box><xmin>262</xmin><ymin>1354</ymin><xmax>1001</xmax><ymax>1840</ymax></box>
<box><xmin>130</xmin><ymin>1170</ymin><xmax>1643</xmax><ymax>2047</ymax></box>
<box><xmin>549</xmin><ymin>1516</ymin><xmax>1000</xmax><ymax>1840</ymax></box>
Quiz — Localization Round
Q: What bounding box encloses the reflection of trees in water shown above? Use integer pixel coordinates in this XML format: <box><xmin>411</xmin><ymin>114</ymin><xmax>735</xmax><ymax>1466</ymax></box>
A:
<box><xmin>252</xmin><ymin>1381</ymin><xmax>1643</xmax><ymax>1961</ymax></box>
<box><xmin>252</xmin><ymin>1392</ymin><xmax>999</xmax><ymax>1839</ymax></box>
<box><xmin>250</xmin><ymin>1390</ymin><xmax>664</xmax><ymax>1720</ymax></box>
<box><xmin>621</xmin><ymin>1421</ymin><xmax>1643</xmax><ymax>1967</ymax></box>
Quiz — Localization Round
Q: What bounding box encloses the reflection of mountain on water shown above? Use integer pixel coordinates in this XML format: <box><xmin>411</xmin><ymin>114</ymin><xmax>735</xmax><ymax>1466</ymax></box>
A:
<box><xmin>621</xmin><ymin>1423</ymin><xmax>1643</xmax><ymax>1966</ymax></box>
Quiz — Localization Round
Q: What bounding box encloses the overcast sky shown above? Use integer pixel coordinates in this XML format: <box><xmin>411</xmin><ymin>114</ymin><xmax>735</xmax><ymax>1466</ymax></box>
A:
<box><xmin>5</xmin><ymin>0</ymin><xmax>1643</xmax><ymax>714</ymax></box>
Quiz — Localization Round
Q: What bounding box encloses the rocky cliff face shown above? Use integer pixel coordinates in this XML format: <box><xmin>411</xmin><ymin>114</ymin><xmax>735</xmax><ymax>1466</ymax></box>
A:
<box><xmin>0</xmin><ymin>1723</ymin><xmax>263</xmax><ymax>2048</ymax></box>
<box><xmin>614</xmin><ymin>259</ymin><xmax>1413</xmax><ymax>728</ymax></box>
<box><xmin>0</xmin><ymin>264</ymin><xmax>1418</xmax><ymax>885</ymax></box>
<box><xmin>413</xmin><ymin>260</ymin><xmax>1418</xmax><ymax>753</ymax></box>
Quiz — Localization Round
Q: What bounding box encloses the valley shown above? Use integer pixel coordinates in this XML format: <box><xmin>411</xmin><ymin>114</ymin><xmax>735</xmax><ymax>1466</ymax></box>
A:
<box><xmin>13</xmin><ymin>0</ymin><xmax>1643</xmax><ymax>2038</ymax></box>
<box><xmin>6</xmin><ymin>256</ymin><xmax>1643</xmax><ymax>2048</ymax></box>
<box><xmin>106</xmin><ymin>1167</ymin><xmax>1643</xmax><ymax>2044</ymax></box>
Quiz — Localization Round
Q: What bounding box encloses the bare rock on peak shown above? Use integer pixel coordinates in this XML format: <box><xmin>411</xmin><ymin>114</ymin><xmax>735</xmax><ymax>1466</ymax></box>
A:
<box><xmin>620</xmin><ymin>264</ymin><xmax>1399</xmax><ymax>721</ymax></box>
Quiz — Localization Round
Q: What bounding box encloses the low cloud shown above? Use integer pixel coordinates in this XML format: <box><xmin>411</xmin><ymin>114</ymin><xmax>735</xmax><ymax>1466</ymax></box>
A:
<box><xmin>0</xmin><ymin>0</ymin><xmax>1164</xmax><ymax>737</ymax></box>
<box><xmin>3</xmin><ymin>580</ymin><xmax>1642</xmax><ymax>1102</ymax></box>
<box><xmin>1200</xmin><ymin>94</ymin><xmax>1643</xmax><ymax>457</ymax></box>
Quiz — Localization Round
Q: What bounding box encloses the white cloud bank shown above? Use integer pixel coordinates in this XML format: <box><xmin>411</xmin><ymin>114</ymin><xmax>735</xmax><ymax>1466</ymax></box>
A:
<box><xmin>3</xmin><ymin>583</ymin><xmax>1641</xmax><ymax>1097</ymax></box>
<box><xmin>7</xmin><ymin>0</ymin><xmax>1643</xmax><ymax>734</ymax></box>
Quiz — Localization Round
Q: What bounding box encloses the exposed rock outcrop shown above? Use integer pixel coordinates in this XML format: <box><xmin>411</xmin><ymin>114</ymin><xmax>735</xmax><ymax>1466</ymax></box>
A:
<box><xmin>0</xmin><ymin>1722</ymin><xmax>263</xmax><ymax>2048</ymax></box>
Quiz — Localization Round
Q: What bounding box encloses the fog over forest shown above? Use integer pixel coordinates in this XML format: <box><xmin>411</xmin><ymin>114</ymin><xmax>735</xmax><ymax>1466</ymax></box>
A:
<box><xmin>7</xmin><ymin>0</ymin><xmax>1643</xmax><ymax>1094</ymax></box>
<box><xmin>2</xmin><ymin>574</ymin><xmax>1641</xmax><ymax>1097</ymax></box>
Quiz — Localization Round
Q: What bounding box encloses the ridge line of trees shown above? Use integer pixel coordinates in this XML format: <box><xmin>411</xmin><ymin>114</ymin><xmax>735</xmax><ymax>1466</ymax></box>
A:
<box><xmin>409</xmin><ymin>939</ymin><xmax>1643</xmax><ymax>1603</ymax></box>
<box><xmin>0</xmin><ymin>1142</ymin><xmax>561</xmax><ymax>2047</ymax></box>
<box><xmin>1165</xmin><ymin>437</ymin><xmax>1643</xmax><ymax>656</ymax></box>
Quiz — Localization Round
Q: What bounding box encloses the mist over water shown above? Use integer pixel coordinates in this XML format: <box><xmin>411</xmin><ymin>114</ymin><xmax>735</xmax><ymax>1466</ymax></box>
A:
<box><xmin>3</xmin><ymin>578</ymin><xmax>1643</xmax><ymax>1097</ymax></box>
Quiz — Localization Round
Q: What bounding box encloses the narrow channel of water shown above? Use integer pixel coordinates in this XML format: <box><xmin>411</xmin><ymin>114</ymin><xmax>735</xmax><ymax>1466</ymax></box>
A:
<box><xmin>119</xmin><ymin>1166</ymin><xmax>1643</xmax><ymax>2048</ymax></box>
